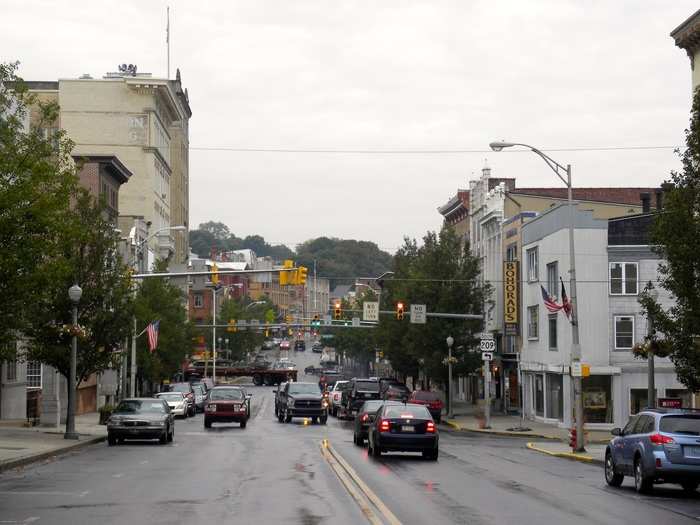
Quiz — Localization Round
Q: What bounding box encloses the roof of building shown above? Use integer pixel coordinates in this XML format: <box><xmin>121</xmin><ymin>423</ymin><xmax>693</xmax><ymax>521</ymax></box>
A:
<box><xmin>72</xmin><ymin>154</ymin><xmax>133</xmax><ymax>185</ymax></box>
<box><xmin>330</xmin><ymin>284</ymin><xmax>353</xmax><ymax>299</ymax></box>
<box><xmin>671</xmin><ymin>9</ymin><xmax>700</xmax><ymax>51</ymax></box>
<box><xmin>437</xmin><ymin>190</ymin><xmax>469</xmax><ymax>217</ymax></box>
<box><xmin>510</xmin><ymin>187</ymin><xmax>659</xmax><ymax>206</ymax></box>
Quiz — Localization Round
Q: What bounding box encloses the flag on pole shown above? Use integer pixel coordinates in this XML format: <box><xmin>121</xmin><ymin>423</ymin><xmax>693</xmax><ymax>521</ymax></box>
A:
<box><xmin>540</xmin><ymin>285</ymin><xmax>563</xmax><ymax>313</ymax></box>
<box><xmin>146</xmin><ymin>320</ymin><xmax>160</xmax><ymax>352</ymax></box>
<box><xmin>560</xmin><ymin>278</ymin><xmax>572</xmax><ymax>319</ymax></box>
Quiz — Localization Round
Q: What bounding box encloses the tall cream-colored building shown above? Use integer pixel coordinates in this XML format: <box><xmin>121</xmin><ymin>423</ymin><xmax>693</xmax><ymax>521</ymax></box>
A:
<box><xmin>671</xmin><ymin>9</ymin><xmax>700</xmax><ymax>91</ymax></box>
<box><xmin>26</xmin><ymin>67</ymin><xmax>192</xmax><ymax>265</ymax></box>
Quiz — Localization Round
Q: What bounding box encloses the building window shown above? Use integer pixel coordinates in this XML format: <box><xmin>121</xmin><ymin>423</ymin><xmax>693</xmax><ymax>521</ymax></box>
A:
<box><xmin>614</xmin><ymin>315</ymin><xmax>635</xmax><ymax>349</ymax></box>
<box><xmin>546</xmin><ymin>262</ymin><xmax>558</xmax><ymax>298</ymax></box>
<box><xmin>506</xmin><ymin>242</ymin><xmax>517</xmax><ymax>262</ymax></box>
<box><xmin>548</xmin><ymin>314</ymin><xmax>558</xmax><ymax>350</ymax></box>
<box><xmin>527</xmin><ymin>247</ymin><xmax>538</xmax><ymax>282</ymax></box>
<box><xmin>5</xmin><ymin>361</ymin><xmax>17</xmax><ymax>382</ymax></box>
<box><xmin>630</xmin><ymin>388</ymin><xmax>656</xmax><ymax>415</ymax></box>
<box><xmin>583</xmin><ymin>375</ymin><xmax>613</xmax><ymax>423</ymax></box>
<box><xmin>193</xmin><ymin>294</ymin><xmax>203</xmax><ymax>308</ymax></box>
<box><xmin>609</xmin><ymin>262</ymin><xmax>638</xmax><ymax>295</ymax></box>
<box><xmin>26</xmin><ymin>361</ymin><xmax>42</xmax><ymax>389</ymax></box>
<box><xmin>527</xmin><ymin>306</ymin><xmax>539</xmax><ymax>339</ymax></box>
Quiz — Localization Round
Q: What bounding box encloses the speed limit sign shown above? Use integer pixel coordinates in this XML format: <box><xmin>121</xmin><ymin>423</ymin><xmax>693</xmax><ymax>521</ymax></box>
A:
<box><xmin>480</xmin><ymin>337</ymin><xmax>496</xmax><ymax>353</ymax></box>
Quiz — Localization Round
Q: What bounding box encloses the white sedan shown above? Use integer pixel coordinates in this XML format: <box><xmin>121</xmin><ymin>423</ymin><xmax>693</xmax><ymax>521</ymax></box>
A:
<box><xmin>155</xmin><ymin>392</ymin><xmax>188</xmax><ymax>418</ymax></box>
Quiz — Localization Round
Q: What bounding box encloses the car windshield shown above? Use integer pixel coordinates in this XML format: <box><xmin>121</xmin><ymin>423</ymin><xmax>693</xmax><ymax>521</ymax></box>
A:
<box><xmin>115</xmin><ymin>400</ymin><xmax>166</xmax><ymax>414</ymax></box>
<box><xmin>660</xmin><ymin>415</ymin><xmax>700</xmax><ymax>435</ymax></box>
<box><xmin>289</xmin><ymin>384</ymin><xmax>321</xmax><ymax>395</ymax></box>
<box><xmin>384</xmin><ymin>405</ymin><xmax>431</xmax><ymax>419</ymax></box>
<box><xmin>209</xmin><ymin>389</ymin><xmax>244</xmax><ymax>401</ymax></box>
<box><xmin>412</xmin><ymin>391</ymin><xmax>439</xmax><ymax>401</ymax></box>
<box><xmin>355</xmin><ymin>381</ymin><xmax>379</xmax><ymax>392</ymax></box>
<box><xmin>157</xmin><ymin>393</ymin><xmax>183</xmax><ymax>401</ymax></box>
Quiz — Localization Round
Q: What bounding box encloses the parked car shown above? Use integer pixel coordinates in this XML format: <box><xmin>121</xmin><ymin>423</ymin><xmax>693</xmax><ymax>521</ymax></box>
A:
<box><xmin>276</xmin><ymin>382</ymin><xmax>328</xmax><ymax>424</ymax></box>
<box><xmin>294</xmin><ymin>340</ymin><xmax>306</xmax><ymax>352</ymax></box>
<box><xmin>191</xmin><ymin>383</ymin><xmax>206</xmax><ymax>412</ymax></box>
<box><xmin>168</xmin><ymin>382</ymin><xmax>196</xmax><ymax>416</ymax></box>
<box><xmin>382</xmin><ymin>384</ymin><xmax>411</xmax><ymax>402</ymax></box>
<box><xmin>154</xmin><ymin>391</ymin><xmax>188</xmax><ymax>418</ymax></box>
<box><xmin>409</xmin><ymin>390</ymin><xmax>444</xmax><ymax>423</ymax></box>
<box><xmin>605</xmin><ymin>408</ymin><xmax>700</xmax><ymax>493</ymax></box>
<box><xmin>329</xmin><ymin>380</ymin><xmax>350</xmax><ymax>417</ymax></box>
<box><xmin>107</xmin><ymin>398</ymin><xmax>174</xmax><ymax>446</ymax></box>
<box><xmin>367</xmin><ymin>403</ymin><xmax>438</xmax><ymax>460</ymax></box>
<box><xmin>312</xmin><ymin>342</ymin><xmax>323</xmax><ymax>353</ymax></box>
<box><xmin>341</xmin><ymin>378</ymin><xmax>381</xmax><ymax>417</ymax></box>
<box><xmin>204</xmin><ymin>386</ymin><xmax>251</xmax><ymax>429</ymax></box>
<box><xmin>354</xmin><ymin>400</ymin><xmax>393</xmax><ymax>445</ymax></box>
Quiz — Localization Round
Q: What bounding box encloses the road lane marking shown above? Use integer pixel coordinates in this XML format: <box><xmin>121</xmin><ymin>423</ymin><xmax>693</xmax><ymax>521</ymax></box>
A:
<box><xmin>320</xmin><ymin>440</ymin><xmax>402</xmax><ymax>525</ymax></box>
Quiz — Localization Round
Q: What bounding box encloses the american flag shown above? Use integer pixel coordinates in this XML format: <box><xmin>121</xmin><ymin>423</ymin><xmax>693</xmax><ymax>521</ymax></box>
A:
<box><xmin>560</xmin><ymin>278</ymin><xmax>572</xmax><ymax>319</ymax></box>
<box><xmin>146</xmin><ymin>320</ymin><xmax>160</xmax><ymax>353</ymax></box>
<box><xmin>540</xmin><ymin>285</ymin><xmax>563</xmax><ymax>313</ymax></box>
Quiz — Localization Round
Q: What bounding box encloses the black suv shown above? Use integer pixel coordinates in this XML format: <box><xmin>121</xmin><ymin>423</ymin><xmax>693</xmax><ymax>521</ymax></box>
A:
<box><xmin>277</xmin><ymin>382</ymin><xmax>328</xmax><ymax>424</ymax></box>
<box><xmin>342</xmin><ymin>378</ymin><xmax>381</xmax><ymax>417</ymax></box>
<box><xmin>294</xmin><ymin>340</ymin><xmax>306</xmax><ymax>352</ymax></box>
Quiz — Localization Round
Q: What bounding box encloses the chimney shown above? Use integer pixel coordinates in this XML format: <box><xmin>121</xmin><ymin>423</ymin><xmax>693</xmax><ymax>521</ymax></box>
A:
<box><xmin>640</xmin><ymin>192</ymin><xmax>651</xmax><ymax>213</ymax></box>
<box><xmin>655</xmin><ymin>189</ymin><xmax>663</xmax><ymax>210</ymax></box>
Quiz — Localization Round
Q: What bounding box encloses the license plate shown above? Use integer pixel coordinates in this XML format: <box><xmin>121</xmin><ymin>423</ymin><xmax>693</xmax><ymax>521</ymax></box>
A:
<box><xmin>364</xmin><ymin>393</ymin><xmax>373</xmax><ymax>398</ymax></box>
<box><xmin>401</xmin><ymin>425</ymin><xmax>414</xmax><ymax>432</ymax></box>
<box><xmin>685</xmin><ymin>446</ymin><xmax>700</xmax><ymax>457</ymax></box>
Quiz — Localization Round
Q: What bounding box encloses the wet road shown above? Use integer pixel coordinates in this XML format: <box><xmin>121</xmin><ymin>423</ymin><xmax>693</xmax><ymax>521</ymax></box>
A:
<box><xmin>2</xmin><ymin>348</ymin><xmax>700</xmax><ymax>524</ymax></box>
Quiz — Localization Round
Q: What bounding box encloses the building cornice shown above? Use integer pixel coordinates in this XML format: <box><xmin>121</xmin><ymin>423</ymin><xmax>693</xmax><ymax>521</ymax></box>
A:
<box><xmin>671</xmin><ymin>9</ymin><xmax>700</xmax><ymax>55</ymax></box>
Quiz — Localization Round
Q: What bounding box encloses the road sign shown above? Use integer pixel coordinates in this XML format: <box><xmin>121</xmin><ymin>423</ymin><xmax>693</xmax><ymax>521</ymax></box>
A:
<box><xmin>480</xmin><ymin>337</ymin><xmax>496</xmax><ymax>352</ymax></box>
<box><xmin>482</xmin><ymin>351</ymin><xmax>493</xmax><ymax>361</ymax></box>
<box><xmin>352</xmin><ymin>317</ymin><xmax>360</xmax><ymax>327</ymax></box>
<box><xmin>363</xmin><ymin>301</ymin><xmax>379</xmax><ymax>322</ymax></box>
<box><xmin>410</xmin><ymin>304</ymin><xmax>427</xmax><ymax>324</ymax></box>
<box><xmin>571</xmin><ymin>363</ymin><xmax>590</xmax><ymax>377</ymax></box>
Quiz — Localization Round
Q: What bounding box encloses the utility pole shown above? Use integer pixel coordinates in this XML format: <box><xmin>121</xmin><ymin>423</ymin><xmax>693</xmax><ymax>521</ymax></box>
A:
<box><xmin>212</xmin><ymin>286</ymin><xmax>217</xmax><ymax>384</ymax></box>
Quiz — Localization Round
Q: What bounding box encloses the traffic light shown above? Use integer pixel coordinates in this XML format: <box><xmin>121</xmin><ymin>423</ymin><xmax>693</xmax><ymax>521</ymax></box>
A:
<box><xmin>227</xmin><ymin>319</ymin><xmax>237</xmax><ymax>333</ymax></box>
<box><xmin>396</xmin><ymin>302</ymin><xmax>405</xmax><ymax>320</ymax></box>
<box><xmin>280</xmin><ymin>260</ymin><xmax>294</xmax><ymax>286</ymax></box>
<box><xmin>312</xmin><ymin>315</ymin><xmax>320</xmax><ymax>327</ymax></box>
<box><xmin>334</xmin><ymin>302</ymin><xmax>341</xmax><ymax>320</ymax></box>
<box><xmin>211</xmin><ymin>263</ymin><xmax>219</xmax><ymax>286</ymax></box>
<box><xmin>297</xmin><ymin>266</ymin><xmax>308</xmax><ymax>285</ymax></box>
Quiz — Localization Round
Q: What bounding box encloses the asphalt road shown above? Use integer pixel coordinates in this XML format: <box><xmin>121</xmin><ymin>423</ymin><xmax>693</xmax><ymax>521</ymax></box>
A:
<box><xmin>2</xmin><ymin>347</ymin><xmax>700</xmax><ymax>524</ymax></box>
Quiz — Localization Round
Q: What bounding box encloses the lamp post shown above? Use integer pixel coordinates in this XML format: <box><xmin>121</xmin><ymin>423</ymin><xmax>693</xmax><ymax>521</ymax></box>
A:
<box><xmin>129</xmin><ymin>225</ymin><xmax>186</xmax><ymax>397</ymax></box>
<box><xmin>490</xmin><ymin>141</ymin><xmax>584</xmax><ymax>452</ymax></box>
<box><xmin>647</xmin><ymin>288</ymin><xmax>659</xmax><ymax>409</ymax></box>
<box><xmin>446</xmin><ymin>336</ymin><xmax>454</xmax><ymax>419</ymax></box>
<box><xmin>65</xmin><ymin>284</ymin><xmax>82</xmax><ymax>440</ymax></box>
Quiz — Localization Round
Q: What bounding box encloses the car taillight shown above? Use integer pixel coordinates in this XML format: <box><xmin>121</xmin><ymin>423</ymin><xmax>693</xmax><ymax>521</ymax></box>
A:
<box><xmin>379</xmin><ymin>419</ymin><xmax>390</xmax><ymax>432</ymax></box>
<box><xmin>426</xmin><ymin>421</ymin><xmax>436</xmax><ymax>433</ymax></box>
<box><xmin>361</xmin><ymin>414</ymin><xmax>369</xmax><ymax>422</ymax></box>
<box><xmin>650</xmin><ymin>433</ymin><xmax>674</xmax><ymax>445</ymax></box>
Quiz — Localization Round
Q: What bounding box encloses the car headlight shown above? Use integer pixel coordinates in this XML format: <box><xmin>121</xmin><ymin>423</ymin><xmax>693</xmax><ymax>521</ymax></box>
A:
<box><xmin>153</xmin><ymin>421</ymin><xmax>166</xmax><ymax>427</ymax></box>
<box><xmin>287</xmin><ymin>399</ymin><xmax>295</xmax><ymax>407</ymax></box>
<box><xmin>108</xmin><ymin>417</ymin><xmax>122</xmax><ymax>426</ymax></box>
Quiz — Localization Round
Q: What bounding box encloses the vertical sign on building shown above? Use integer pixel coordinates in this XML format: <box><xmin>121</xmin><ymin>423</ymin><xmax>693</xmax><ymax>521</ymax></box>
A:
<box><xmin>503</xmin><ymin>261</ymin><xmax>519</xmax><ymax>334</ymax></box>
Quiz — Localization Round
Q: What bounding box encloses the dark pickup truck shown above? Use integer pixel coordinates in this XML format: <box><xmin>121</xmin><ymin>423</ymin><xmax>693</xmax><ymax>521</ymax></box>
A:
<box><xmin>276</xmin><ymin>382</ymin><xmax>328</xmax><ymax>424</ymax></box>
<box><xmin>341</xmin><ymin>378</ymin><xmax>381</xmax><ymax>417</ymax></box>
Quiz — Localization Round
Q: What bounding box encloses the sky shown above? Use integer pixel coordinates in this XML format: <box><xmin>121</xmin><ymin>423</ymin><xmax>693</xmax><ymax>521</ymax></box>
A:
<box><xmin>2</xmin><ymin>1</ymin><xmax>697</xmax><ymax>253</ymax></box>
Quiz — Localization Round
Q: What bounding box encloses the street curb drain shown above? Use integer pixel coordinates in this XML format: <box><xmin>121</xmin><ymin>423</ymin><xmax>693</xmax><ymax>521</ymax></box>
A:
<box><xmin>526</xmin><ymin>442</ymin><xmax>603</xmax><ymax>466</ymax></box>
<box><xmin>0</xmin><ymin>436</ymin><xmax>107</xmax><ymax>474</ymax></box>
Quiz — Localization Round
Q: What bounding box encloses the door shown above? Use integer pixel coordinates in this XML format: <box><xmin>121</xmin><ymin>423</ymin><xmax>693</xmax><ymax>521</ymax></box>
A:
<box><xmin>617</xmin><ymin>415</ymin><xmax>638</xmax><ymax>471</ymax></box>
<box><xmin>622</xmin><ymin>415</ymin><xmax>650</xmax><ymax>472</ymax></box>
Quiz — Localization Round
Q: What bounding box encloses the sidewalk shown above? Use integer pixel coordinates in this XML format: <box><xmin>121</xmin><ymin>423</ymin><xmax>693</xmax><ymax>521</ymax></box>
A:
<box><xmin>444</xmin><ymin>401</ymin><xmax>611</xmax><ymax>444</ymax></box>
<box><xmin>0</xmin><ymin>412</ymin><xmax>106</xmax><ymax>473</ymax></box>
<box><xmin>526</xmin><ymin>441</ymin><xmax>605</xmax><ymax>465</ymax></box>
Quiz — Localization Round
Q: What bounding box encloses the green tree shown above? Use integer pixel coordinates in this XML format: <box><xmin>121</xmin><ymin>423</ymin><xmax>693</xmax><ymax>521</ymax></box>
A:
<box><xmin>214</xmin><ymin>296</ymin><xmax>278</xmax><ymax>361</ymax></box>
<box><xmin>134</xmin><ymin>260</ymin><xmax>195</xmax><ymax>387</ymax></box>
<box><xmin>0</xmin><ymin>61</ymin><xmax>78</xmax><ymax>356</ymax></box>
<box><xmin>645</xmin><ymin>87</ymin><xmax>700</xmax><ymax>391</ymax></box>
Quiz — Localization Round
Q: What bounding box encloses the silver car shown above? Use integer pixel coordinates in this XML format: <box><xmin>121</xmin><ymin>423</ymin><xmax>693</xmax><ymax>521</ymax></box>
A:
<box><xmin>605</xmin><ymin>408</ymin><xmax>700</xmax><ymax>493</ymax></box>
<box><xmin>155</xmin><ymin>391</ymin><xmax>188</xmax><ymax>418</ymax></box>
<box><xmin>329</xmin><ymin>380</ymin><xmax>350</xmax><ymax>417</ymax></box>
<box><xmin>107</xmin><ymin>398</ymin><xmax>174</xmax><ymax>446</ymax></box>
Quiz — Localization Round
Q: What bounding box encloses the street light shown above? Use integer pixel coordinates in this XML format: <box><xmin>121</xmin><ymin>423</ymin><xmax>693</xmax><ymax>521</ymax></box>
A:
<box><xmin>489</xmin><ymin>140</ymin><xmax>584</xmax><ymax>452</ymax></box>
<box><xmin>446</xmin><ymin>336</ymin><xmax>454</xmax><ymax>419</ymax></box>
<box><xmin>647</xmin><ymin>288</ymin><xmax>660</xmax><ymax>409</ymax></box>
<box><xmin>65</xmin><ymin>284</ymin><xmax>82</xmax><ymax>440</ymax></box>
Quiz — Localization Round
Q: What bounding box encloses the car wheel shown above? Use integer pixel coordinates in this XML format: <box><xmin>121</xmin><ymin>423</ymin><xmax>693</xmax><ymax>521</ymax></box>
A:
<box><xmin>285</xmin><ymin>411</ymin><xmax>292</xmax><ymax>423</ymax></box>
<box><xmin>159</xmin><ymin>430</ymin><xmax>168</xmax><ymax>444</ymax></box>
<box><xmin>311</xmin><ymin>416</ymin><xmax>318</xmax><ymax>424</ymax></box>
<box><xmin>204</xmin><ymin>418</ymin><xmax>212</xmax><ymax>429</ymax></box>
<box><xmin>107</xmin><ymin>434</ymin><xmax>117</xmax><ymax>446</ymax></box>
<box><xmin>278</xmin><ymin>410</ymin><xmax>284</xmax><ymax>423</ymax></box>
<box><xmin>331</xmin><ymin>406</ymin><xmax>337</xmax><ymax>417</ymax></box>
<box><xmin>320</xmin><ymin>415</ymin><xmax>328</xmax><ymax>425</ymax></box>
<box><xmin>634</xmin><ymin>457</ymin><xmax>653</xmax><ymax>494</ymax></box>
<box><xmin>681</xmin><ymin>481</ymin><xmax>699</xmax><ymax>493</ymax></box>
<box><xmin>422</xmin><ymin>448</ymin><xmax>438</xmax><ymax>461</ymax></box>
<box><xmin>372</xmin><ymin>442</ymin><xmax>382</xmax><ymax>457</ymax></box>
<box><xmin>240</xmin><ymin>419</ymin><xmax>247</xmax><ymax>429</ymax></box>
<box><xmin>167</xmin><ymin>425</ymin><xmax>174</xmax><ymax>442</ymax></box>
<box><xmin>604</xmin><ymin>452</ymin><xmax>623</xmax><ymax>487</ymax></box>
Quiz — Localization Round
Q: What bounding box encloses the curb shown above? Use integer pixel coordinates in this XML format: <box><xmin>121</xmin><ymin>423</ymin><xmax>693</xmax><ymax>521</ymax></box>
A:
<box><xmin>444</xmin><ymin>420</ymin><xmax>559</xmax><ymax>441</ymax></box>
<box><xmin>0</xmin><ymin>435</ymin><xmax>106</xmax><ymax>474</ymax></box>
<box><xmin>526</xmin><ymin>442</ymin><xmax>604</xmax><ymax>466</ymax></box>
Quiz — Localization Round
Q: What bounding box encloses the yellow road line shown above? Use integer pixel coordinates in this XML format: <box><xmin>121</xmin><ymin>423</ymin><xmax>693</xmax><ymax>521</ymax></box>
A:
<box><xmin>320</xmin><ymin>439</ymin><xmax>402</xmax><ymax>525</ymax></box>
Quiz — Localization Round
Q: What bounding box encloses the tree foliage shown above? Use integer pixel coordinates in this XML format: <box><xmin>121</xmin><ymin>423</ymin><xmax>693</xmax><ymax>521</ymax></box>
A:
<box><xmin>214</xmin><ymin>296</ymin><xmax>279</xmax><ymax>361</ymax></box>
<box><xmin>0</xmin><ymin>61</ymin><xmax>78</xmax><ymax>355</ymax></box>
<box><xmin>646</xmin><ymin>87</ymin><xmax>700</xmax><ymax>391</ymax></box>
<box><xmin>189</xmin><ymin>222</ymin><xmax>294</xmax><ymax>260</ymax></box>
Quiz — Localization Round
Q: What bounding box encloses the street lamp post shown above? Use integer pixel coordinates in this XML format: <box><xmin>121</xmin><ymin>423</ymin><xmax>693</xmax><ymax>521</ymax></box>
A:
<box><xmin>65</xmin><ymin>284</ymin><xmax>82</xmax><ymax>440</ymax></box>
<box><xmin>490</xmin><ymin>141</ymin><xmax>584</xmax><ymax>452</ymax></box>
<box><xmin>129</xmin><ymin>225</ymin><xmax>186</xmax><ymax>397</ymax></box>
<box><xmin>647</xmin><ymin>288</ymin><xmax>659</xmax><ymax>409</ymax></box>
<box><xmin>446</xmin><ymin>336</ymin><xmax>454</xmax><ymax>419</ymax></box>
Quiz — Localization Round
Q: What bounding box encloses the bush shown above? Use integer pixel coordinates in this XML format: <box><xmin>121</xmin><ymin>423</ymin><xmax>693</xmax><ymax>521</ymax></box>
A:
<box><xmin>99</xmin><ymin>404</ymin><xmax>115</xmax><ymax>425</ymax></box>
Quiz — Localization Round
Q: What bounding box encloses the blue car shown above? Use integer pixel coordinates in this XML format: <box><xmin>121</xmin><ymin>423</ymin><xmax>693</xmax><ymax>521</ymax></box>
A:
<box><xmin>605</xmin><ymin>408</ymin><xmax>700</xmax><ymax>494</ymax></box>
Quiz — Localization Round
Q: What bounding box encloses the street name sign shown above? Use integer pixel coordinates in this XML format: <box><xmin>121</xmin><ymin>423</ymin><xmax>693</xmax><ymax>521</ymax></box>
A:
<box><xmin>482</xmin><ymin>351</ymin><xmax>493</xmax><ymax>361</ymax></box>
<box><xmin>363</xmin><ymin>301</ymin><xmax>379</xmax><ymax>322</ymax></box>
<box><xmin>480</xmin><ymin>337</ymin><xmax>496</xmax><ymax>353</ymax></box>
<box><xmin>410</xmin><ymin>304</ymin><xmax>427</xmax><ymax>324</ymax></box>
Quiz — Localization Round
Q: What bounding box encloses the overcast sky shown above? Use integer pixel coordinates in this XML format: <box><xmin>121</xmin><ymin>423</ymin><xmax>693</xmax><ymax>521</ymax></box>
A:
<box><xmin>3</xmin><ymin>1</ymin><xmax>697</xmax><ymax>252</ymax></box>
